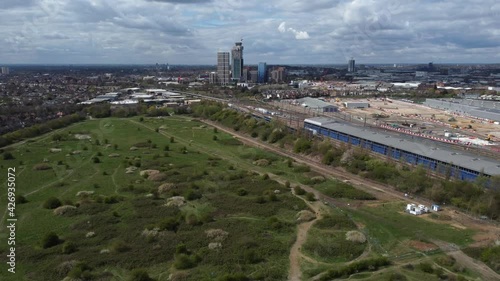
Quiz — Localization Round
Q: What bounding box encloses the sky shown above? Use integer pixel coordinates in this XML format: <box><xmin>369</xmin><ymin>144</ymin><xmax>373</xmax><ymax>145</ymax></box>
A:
<box><xmin>1</xmin><ymin>0</ymin><xmax>499</xmax><ymax>65</ymax></box>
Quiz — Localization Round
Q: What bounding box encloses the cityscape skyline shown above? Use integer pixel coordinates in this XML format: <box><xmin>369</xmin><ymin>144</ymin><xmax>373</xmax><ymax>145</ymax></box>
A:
<box><xmin>0</xmin><ymin>1</ymin><xmax>499</xmax><ymax>65</ymax></box>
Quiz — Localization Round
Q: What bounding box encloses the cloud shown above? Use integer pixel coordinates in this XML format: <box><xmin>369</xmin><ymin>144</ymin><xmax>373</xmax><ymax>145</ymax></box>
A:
<box><xmin>0</xmin><ymin>0</ymin><xmax>499</xmax><ymax>64</ymax></box>
<box><xmin>278</xmin><ymin>21</ymin><xmax>310</xmax><ymax>40</ymax></box>
<box><xmin>147</xmin><ymin>0</ymin><xmax>212</xmax><ymax>3</ymax></box>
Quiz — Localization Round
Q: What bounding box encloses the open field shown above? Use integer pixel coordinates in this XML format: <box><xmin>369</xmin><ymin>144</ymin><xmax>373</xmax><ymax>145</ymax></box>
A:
<box><xmin>0</xmin><ymin>115</ymin><xmax>498</xmax><ymax>281</ymax></box>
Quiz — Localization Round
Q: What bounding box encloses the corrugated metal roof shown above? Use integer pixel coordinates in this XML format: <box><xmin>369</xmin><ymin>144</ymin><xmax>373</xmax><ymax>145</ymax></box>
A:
<box><xmin>298</xmin><ymin>97</ymin><xmax>337</xmax><ymax>109</ymax></box>
<box><xmin>305</xmin><ymin>117</ymin><xmax>500</xmax><ymax>176</ymax></box>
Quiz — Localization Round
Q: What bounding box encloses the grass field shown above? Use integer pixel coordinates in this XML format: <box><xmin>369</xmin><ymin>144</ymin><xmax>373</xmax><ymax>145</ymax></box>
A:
<box><xmin>0</xmin><ymin>116</ymin><xmax>483</xmax><ymax>281</ymax></box>
<box><xmin>0</xmin><ymin>116</ymin><xmax>314</xmax><ymax>280</ymax></box>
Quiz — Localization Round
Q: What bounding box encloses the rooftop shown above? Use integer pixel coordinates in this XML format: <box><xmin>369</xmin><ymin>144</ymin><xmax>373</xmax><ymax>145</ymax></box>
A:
<box><xmin>305</xmin><ymin>117</ymin><xmax>500</xmax><ymax>176</ymax></box>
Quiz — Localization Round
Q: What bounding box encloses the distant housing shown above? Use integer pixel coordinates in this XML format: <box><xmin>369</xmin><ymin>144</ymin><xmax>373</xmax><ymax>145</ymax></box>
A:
<box><xmin>304</xmin><ymin>117</ymin><xmax>500</xmax><ymax>180</ymax></box>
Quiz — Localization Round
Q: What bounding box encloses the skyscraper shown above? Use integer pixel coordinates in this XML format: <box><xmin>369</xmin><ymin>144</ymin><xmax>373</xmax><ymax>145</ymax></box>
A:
<box><xmin>348</xmin><ymin>58</ymin><xmax>355</xmax><ymax>72</ymax></box>
<box><xmin>1</xmin><ymin>67</ymin><xmax>9</xmax><ymax>75</ymax></box>
<box><xmin>231</xmin><ymin>42</ymin><xmax>244</xmax><ymax>82</ymax></box>
<box><xmin>217</xmin><ymin>52</ymin><xmax>230</xmax><ymax>85</ymax></box>
<box><xmin>258</xmin><ymin>62</ymin><xmax>267</xmax><ymax>83</ymax></box>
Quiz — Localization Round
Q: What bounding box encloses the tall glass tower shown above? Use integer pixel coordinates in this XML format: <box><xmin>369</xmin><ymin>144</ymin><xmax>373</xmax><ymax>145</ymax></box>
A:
<box><xmin>231</xmin><ymin>42</ymin><xmax>244</xmax><ymax>82</ymax></box>
<box><xmin>258</xmin><ymin>62</ymin><xmax>267</xmax><ymax>83</ymax></box>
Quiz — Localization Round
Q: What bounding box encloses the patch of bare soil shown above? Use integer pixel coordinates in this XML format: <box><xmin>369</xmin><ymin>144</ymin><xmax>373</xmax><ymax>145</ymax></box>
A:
<box><xmin>408</xmin><ymin>240</ymin><xmax>439</xmax><ymax>251</ymax></box>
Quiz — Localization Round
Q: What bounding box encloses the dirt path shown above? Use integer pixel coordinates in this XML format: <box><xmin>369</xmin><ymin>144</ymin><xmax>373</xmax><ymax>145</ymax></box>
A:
<box><xmin>288</xmin><ymin>188</ymin><xmax>323</xmax><ymax>281</ymax></box>
<box><xmin>432</xmin><ymin>240</ymin><xmax>500</xmax><ymax>281</ymax></box>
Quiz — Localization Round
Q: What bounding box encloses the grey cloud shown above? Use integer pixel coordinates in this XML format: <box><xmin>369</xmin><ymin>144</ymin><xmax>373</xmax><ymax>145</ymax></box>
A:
<box><xmin>146</xmin><ymin>0</ymin><xmax>212</xmax><ymax>3</ymax></box>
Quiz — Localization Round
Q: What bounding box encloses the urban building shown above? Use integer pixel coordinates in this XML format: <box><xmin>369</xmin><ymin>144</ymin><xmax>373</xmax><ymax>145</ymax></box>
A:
<box><xmin>271</xmin><ymin>67</ymin><xmax>286</xmax><ymax>83</ymax></box>
<box><xmin>348</xmin><ymin>58</ymin><xmax>355</xmax><ymax>72</ymax></box>
<box><xmin>217</xmin><ymin>51</ymin><xmax>230</xmax><ymax>85</ymax></box>
<box><xmin>1</xmin><ymin>67</ymin><xmax>9</xmax><ymax>75</ymax></box>
<box><xmin>298</xmin><ymin>97</ymin><xmax>338</xmax><ymax>112</ymax></box>
<box><xmin>209</xmin><ymin>72</ymin><xmax>217</xmax><ymax>84</ymax></box>
<box><xmin>304</xmin><ymin>117</ymin><xmax>500</xmax><ymax>181</ymax></box>
<box><xmin>343</xmin><ymin>101</ymin><xmax>370</xmax><ymax>108</ymax></box>
<box><xmin>249</xmin><ymin>70</ymin><xmax>258</xmax><ymax>83</ymax></box>
<box><xmin>231</xmin><ymin>42</ymin><xmax>244</xmax><ymax>82</ymax></box>
<box><xmin>241</xmin><ymin>68</ymin><xmax>249</xmax><ymax>83</ymax></box>
<box><xmin>258</xmin><ymin>62</ymin><xmax>267</xmax><ymax>83</ymax></box>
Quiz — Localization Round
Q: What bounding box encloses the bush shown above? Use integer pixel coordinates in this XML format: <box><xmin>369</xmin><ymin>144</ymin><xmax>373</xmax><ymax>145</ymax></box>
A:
<box><xmin>158</xmin><ymin>217</ymin><xmax>180</xmax><ymax>232</ymax></box>
<box><xmin>128</xmin><ymin>269</ymin><xmax>154</xmax><ymax>281</ymax></box>
<box><xmin>294</xmin><ymin>186</ymin><xmax>306</xmax><ymax>195</ymax></box>
<box><xmin>174</xmin><ymin>254</ymin><xmax>196</xmax><ymax>270</ymax></box>
<box><xmin>111</xmin><ymin>240</ymin><xmax>131</xmax><ymax>253</ymax></box>
<box><xmin>389</xmin><ymin>273</ymin><xmax>408</xmax><ymax>281</ymax></box>
<box><xmin>43</xmin><ymin>197</ymin><xmax>62</xmax><ymax>209</ymax></box>
<box><xmin>62</xmin><ymin>241</ymin><xmax>78</xmax><ymax>254</ymax></box>
<box><xmin>42</xmin><ymin>232</ymin><xmax>61</xmax><ymax>249</ymax></box>
<box><xmin>419</xmin><ymin>262</ymin><xmax>434</xmax><ymax>273</ymax></box>
<box><xmin>92</xmin><ymin>157</ymin><xmax>101</xmax><ymax>163</ymax></box>
<box><xmin>3</xmin><ymin>152</ymin><xmax>15</xmax><ymax>160</ymax></box>
<box><xmin>16</xmin><ymin>195</ymin><xmax>28</xmax><ymax>204</ymax></box>
<box><xmin>306</xmin><ymin>192</ymin><xmax>316</xmax><ymax>201</ymax></box>
<box><xmin>219</xmin><ymin>273</ymin><xmax>249</xmax><ymax>281</ymax></box>
<box><xmin>237</xmin><ymin>188</ymin><xmax>248</xmax><ymax>196</ymax></box>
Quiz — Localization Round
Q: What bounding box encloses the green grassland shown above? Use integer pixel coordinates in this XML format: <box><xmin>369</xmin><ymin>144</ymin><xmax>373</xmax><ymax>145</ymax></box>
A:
<box><xmin>0</xmin><ymin>117</ymin><xmax>312</xmax><ymax>280</ymax></box>
<box><xmin>0</xmin><ymin>116</ymin><xmax>482</xmax><ymax>281</ymax></box>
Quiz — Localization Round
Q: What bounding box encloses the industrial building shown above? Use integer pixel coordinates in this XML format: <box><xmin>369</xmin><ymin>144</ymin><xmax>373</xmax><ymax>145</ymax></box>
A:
<box><xmin>298</xmin><ymin>97</ymin><xmax>338</xmax><ymax>112</ymax></box>
<box><xmin>304</xmin><ymin>117</ymin><xmax>500</xmax><ymax>181</ymax></box>
<box><xmin>424</xmin><ymin>99</ymin><xmax>500</xmax><ymax>122</ymax></box>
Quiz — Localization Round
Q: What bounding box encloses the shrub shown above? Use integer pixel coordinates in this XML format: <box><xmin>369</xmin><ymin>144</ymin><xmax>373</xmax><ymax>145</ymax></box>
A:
<box><xmin>170</xmin><ymin>136</ymin><xmax>175</xmax><ymax>143</ymax></box>
<box><xmin>389</xmin><ymin>273</ymin><xmax>408</xmax><ymax>281</ymax></box>
<box><xmin>158</xmin><ymin>217</ymin><xmax>180</xmax><ymax>232</ymax></box>
<box><xmin>219</xmin><ymin>273</ymin><xmax>249</xmax><ymax>281</ymax></box>
<box><xmin>294</xmin><ymin>186</ymin><xmax>306</xmax><ymax>195</ymax></box>
<box><xmin>92</xmin><ymin>157</ymin><xmax>101</xmax><ymax>163</ymax></box>
<box><xmin>3</xmin><ymin>152</ymin><xmax>15</xmax><ymax>160</ymax></box>
<box><xmin>16</xmin><ymin>195</ymin><xmax>28</xmax><ymax>204</ymax></box>
<box><xmin>255</xmin><ymin>195</ymin><xmax>266</xmax><ymax>204</ymax></box>
<box><xmin>306</xmin><ymin>192</ymin><xmax>316</xmax><ymax>201</ymax></box>
<box><xmin>43</xmin><ymin>197</ymin><xmax>62</xmax><ymax>209</ymax></box>
<box><xmin>128</xmin><ymin>269</ymin><xmax>154</xmax><ymax>281</ymax></box>
<box><xmin>111</xmin><ymin>240</ymin><xmax>131</xmax><ymax>253</ymax></box>
<box><xmin>174</xmin><ymin>254</ymin><xmax>196</xmax><ymax>270</ymax></box>
<box><xmin>419</xmin><ymin>262</ymin><xmax>434</xmax><ymax>273</ymax></box>
<box><xmin>62</xmin><ymin>241</ymin><xmax>78</xmax><ymax>254</ymax></box>
<box><xmin>237</xmin><ymin>188</ymin><xmax>248</xmax><ymax>196</ymax></box>
<box><xmin>42</xmin><ymin>232</ymin><xmax>61</xmax><ymax>249</ymax></box>
<box><xmin>185</xmin><ymin>189</ymin><xmax>202</xmax><ymax>201</ymax></box>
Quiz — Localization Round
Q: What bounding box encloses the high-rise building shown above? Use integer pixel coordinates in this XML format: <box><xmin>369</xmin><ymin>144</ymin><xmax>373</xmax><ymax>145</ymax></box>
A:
<box><xmin>1</xmin><ymin>67</ymin><xmax>9</xmax><ymax>75</ymax></box>
<box><xmin>217</xmin><ymin>52</ymin><xmax>230</xmax><ymax>85</ymax></box>
<box><xmin>241</xmin><ymin>68</ymin><xmax>249</xmax><ymax>83</ymax></box>
<box><xmin>209</xmin><ymin>72</ymin><xmax>218</xmax><ymax>84</ymax></box>
<box><xmin>348</xmin><ymin>58</ymin><xmax>355</xmax><ymax>72</ymax></box>
<box><xmin>258</xmin><ymin>62</ymin><xmax>267</xmax><ymax>83</ymax></box>
<box><xmin>249</xmin><ymin>70</ymin><xmax>258</xmax><ymax>83</ymax></box>
<box><xmin>231</xmin><ymin>42</ymin><xmax>244</xmax><ymax>82</ymax></box>
<box><xmin>271</xmin><ymin>67</ymin><xmax>286</xmax><ymax>83</ymax></box>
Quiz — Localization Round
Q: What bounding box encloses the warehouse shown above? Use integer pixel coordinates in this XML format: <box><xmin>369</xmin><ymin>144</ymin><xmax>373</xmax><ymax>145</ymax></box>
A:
<box><xmin>298</xmin><ymin>97</ymin><xmax>338</xmax><ymax>113</ymax></box>
<box><xmin>424</xmin><ymin>99</ymin><xmax>500</xmax><ymax>122</ymax></box>
<box><xmin>304</xmin><ymin>117</ymin><xmax>500</xmax><ymax>180</ymax></box>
